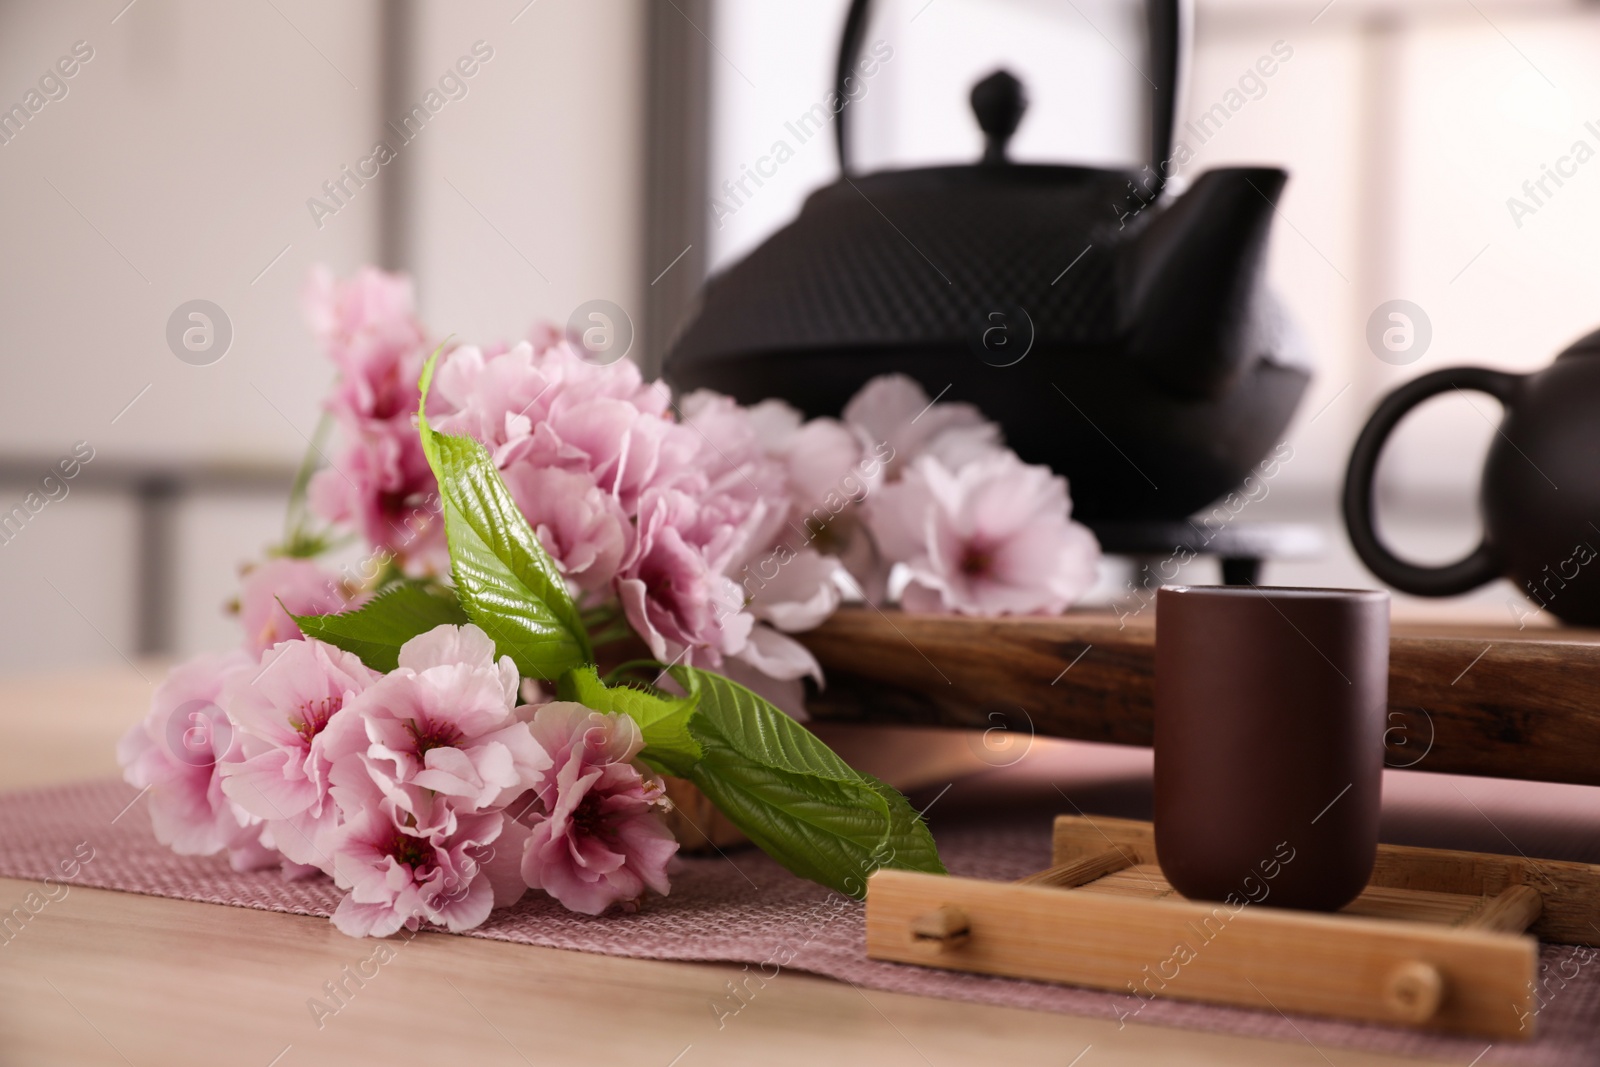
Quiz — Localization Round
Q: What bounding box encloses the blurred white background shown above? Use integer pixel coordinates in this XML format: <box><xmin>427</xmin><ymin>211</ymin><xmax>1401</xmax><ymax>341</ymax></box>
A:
<box><xmin>2</xmin><ymin>0</ymin><xmax>1598</xmax><ymax>671</ymax></box>
<box><xmin>0</xmin><ymin>0</ymin><xmax>645</xmax><ymax>668</ymax></box>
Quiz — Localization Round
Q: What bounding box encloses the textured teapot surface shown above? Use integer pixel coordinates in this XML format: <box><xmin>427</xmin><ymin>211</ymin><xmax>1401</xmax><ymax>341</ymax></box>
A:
<box><xmin>1484</xmin><ymin>343</ymin><xmax>1600</xmax><ymax>625</ymax></box>
<box><xmin>674</xmin><ymin>162</ymin><xmax>1289</xmax><ymax>390</ymax></box>
<box><xmin>674</xmin><ymin>164</ymin><xmax>1135</xmax><ymax>360</ymax></box>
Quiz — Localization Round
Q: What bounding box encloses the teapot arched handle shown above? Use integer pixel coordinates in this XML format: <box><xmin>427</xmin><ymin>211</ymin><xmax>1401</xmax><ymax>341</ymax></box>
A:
<box><xmin>832</xmin><ymin>0</ymin><xmax>1189</xmax><ymax>196</ymax></box>
<box><xmin>1342</xmin><ymin>366</ymin><xmax>1525</xmax><ymax>596</ymax></box>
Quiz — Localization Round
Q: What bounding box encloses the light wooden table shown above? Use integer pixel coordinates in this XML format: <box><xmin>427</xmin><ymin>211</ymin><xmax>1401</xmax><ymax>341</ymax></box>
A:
<box><xmin>0</xmin><ymin>663</ymin><xmax>1449</xmax><ymax>1066</ymax></box>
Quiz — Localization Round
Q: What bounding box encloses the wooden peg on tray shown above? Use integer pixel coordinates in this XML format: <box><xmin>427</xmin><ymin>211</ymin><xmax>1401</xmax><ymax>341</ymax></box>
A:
<box><xmin>909</xmin><ymin>849</ymin><xmax>1136</xmax><ymax>952</ymax></box>
<box><xmin>909</xmin><ymin>905</ymin><xmax>970</xmax><ymax>952</ymax></box>
<box><xmin>1376</xmin><ymin>886</ymin><xmax>1543</xmax><ymax>1022</ymax></box>
<box><xmin>1383</xmin><ymin>960</ymin><xmax>1444</xmax><ymax>1023</ymax></box>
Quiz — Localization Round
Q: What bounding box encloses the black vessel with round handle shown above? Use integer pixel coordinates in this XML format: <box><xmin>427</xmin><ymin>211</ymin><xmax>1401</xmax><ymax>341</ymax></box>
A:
<box><xmin>1343</xmin><ymin>327</ymin><xmax>1600</xmax><ymax>624</ymax></box>
<box><xmin>665</xmin><ymin>0</ymin><xmax>1309</xmax><ymax>524</ymax></box>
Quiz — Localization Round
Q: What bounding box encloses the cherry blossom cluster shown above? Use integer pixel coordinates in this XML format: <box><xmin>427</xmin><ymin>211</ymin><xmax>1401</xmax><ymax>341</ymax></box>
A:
<box><xmin>300</xmin><ymin>267</ymin><xmax>1100</xmax><ymax>699</ymax></box>
<box><xmin>119</xmin><ymin>623</ymin><xmax>676</xmax><ymax>933</ymax></box>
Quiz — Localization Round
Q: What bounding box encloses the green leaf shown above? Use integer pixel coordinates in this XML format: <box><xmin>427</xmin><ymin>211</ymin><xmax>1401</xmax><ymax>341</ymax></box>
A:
<box><xmin>673</xmin><ymin>667</ymin><xmax>945</xmax><ymax>896</ymax></box>
<box><xmin>416</xmin><ymin>348</ymin><xmax>593</xmax><ymax>679</ymax></box>
<box><xmin>290</xmin><ymin>581</ymin><xmax>469</xmax><ymax>672</ymax></box>
<box><xmin>689</xmin><ymin>724</ymin><xmax>893</xmax><ymax>893</ymax></box>
<box><xmin>862</xmin><ymin>775</ymin><xmax>945</xmax><ymax>883</ymax></box>
<box><xmin>557</xmin><ymin>666</ymin><xmax>701</xmax><ymax>777</ymax></box>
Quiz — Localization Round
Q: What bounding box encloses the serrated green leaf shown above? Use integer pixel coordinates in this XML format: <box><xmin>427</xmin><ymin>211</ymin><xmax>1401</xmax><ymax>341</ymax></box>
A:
<box><xmin>416</xmin><ymin>348</ymin><xmax>593</xmax><ymax>679</ymax></box>
<box><xmin>862</xmin><ymin>774</ymin><xmax>945</xmax><ymax>882</ymax></box>
<box><xmin>688</xmin><ymin>722</ymin><xmax>893</xmax><ymax>894</ymax></box>
<box><xmin>558</xmin><ymin>666</ymin><xmax>701</xmax><ymax>777</ymax></box>
<box><xmin>673</xmin><ymin>667</ymin><xmax>946</xmax><ymax>896</ymax></box>
<box><xmin>290</xmin><ymin>581</ymin><xmax>469</xmax><ymax>672</ymax></box>
<box><xmin>673</xmin><ymin>667</ymin><xmax>867</xmax><ymax>783</ymax></box>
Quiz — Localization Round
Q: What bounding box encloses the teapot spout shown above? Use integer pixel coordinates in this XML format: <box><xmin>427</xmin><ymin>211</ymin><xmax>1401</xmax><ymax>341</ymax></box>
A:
<box><xmin>1126</xmin><ymin>167</ymin><xmax>1287</xmax><ymax>398</ymax></box>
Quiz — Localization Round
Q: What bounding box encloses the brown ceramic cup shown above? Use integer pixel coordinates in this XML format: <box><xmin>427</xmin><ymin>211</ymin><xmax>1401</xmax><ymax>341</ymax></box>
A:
<box><xmin>1154</xmin><ymin>585</ymin><xmax>1389</xmax><ymax>912</ymax></box>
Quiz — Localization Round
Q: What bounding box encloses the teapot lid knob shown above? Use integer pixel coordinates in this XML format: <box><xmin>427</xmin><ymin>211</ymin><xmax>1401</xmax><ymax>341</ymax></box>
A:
<box><xmin>970</xmin><ymin>69</ymin><xmax>1027</xmax><ymax>165</ymax></box>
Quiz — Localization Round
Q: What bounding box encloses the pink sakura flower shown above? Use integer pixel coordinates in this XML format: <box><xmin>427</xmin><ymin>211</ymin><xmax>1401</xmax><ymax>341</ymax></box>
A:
<box><xmin>520</xmin><ymin>392</ymin><xmax>692</xmax><ymax>514</ymax></box>
<box><xmin>429</xmin><ymin>343</ymin><xmax>556</xmax><ymax>461</ymax></box>
<box><xmin>677</xmin><ymin>392</ymin><xmax>790</xmax><ymax>522</ymax></box>
<box><xmin>322</xmin><ymin>624</ymin><xmax>549</xmax><ymax>837</ymax></box>
<box><xmin>534</xmin><ymin>336</ymin><xmax>673</xmax><ymax>418</ymax></box>
<box><xmin>116</xmin><ymin>650</ymin><xmax>273</xmax><ymax>869</ymax></box>
<box><xmin>616</xmin><ymin>487</ymin><xmax>754</xmax><ymax>670</ymax></box>
<box><xmin>327</xmin><ymin>805</ymin><xmax>528</xmax><ymax>937</ymax></box>
<box><xmin>617</xmin><ymin>400</ymin><xmax>827</xmax><ymax>693</ymax></box>
<box><xmin>500</xmin><ymin>465</ymin><xmax>631</xmax><ymax>594</ymax></box>
<box><xmin>528</xmin><ymin>321</ymin><xmax>564</xmax><ymax>353</ymax></box>
<box><xmin>519</xmin><ymin>703</ymin><xmax>676</xmax><ymax>915</ymax></box>
<box><xmin>237</xmin><ymin>558</ymin><xmax>360</xmax><ymax>657</ymax></box>
<box><xmin>303</xmin><ymin>265</ymin><xmax>446</xmax><ymax>574</ymax></box>
<box><xmin>770</xmin><ymin>417</ymin><xmax>887</xmax><ymax>591</ymax></box>
<box><xmin>528</xmin><ymin>347</ymin><xmax>698</xmax><ymax>507</ymax></box>
<box><xmin>745</xmin><ymin>398</ymin><xmax>873</xmax><ymax>511</ymax></box>
<box><xmin>217</xmin><ymin>640</ymin><xmax>379</xmax><ymax>869</ymax></box>
<box><xmin>730</xmin><ymin>626</ymin><xmax>823</xmax><ymax>703</ymax></box>
<box><xmin>684</xmin><ymin>391</ymin><xmax>863</xmax><ymax>632</ymax></box>
<box><xmin>302</xmin><ymin>265</ymin><xmax>427</xmax><ymax>423</ymax></box>
<box><xmin>740</xmin><ymin>548</ymin><xmax>843</xmax><ymax>633</ymax></box>
<box><xmin>842</xmin><ymin>374</ymin><xmax>1002</xmax><ymax>481</ymax></box>
<box><xmin>866</xmin><ymin>452</ymin><xmax>1100</xmax><ymax>616</ymax></box>
<box><xmin>308</xmin><ymin>422</ymin><xmax>444</xmax><ymax>574</ymax></box>
<box><xmin>678</xmin><ymin>390</ymin><xmax>765</xmax><ymax>471</ymax></box>
<box><xmin>432</xmin><ymin>340</ymin><xmax>696</xmax><ymax>514</ymax></box>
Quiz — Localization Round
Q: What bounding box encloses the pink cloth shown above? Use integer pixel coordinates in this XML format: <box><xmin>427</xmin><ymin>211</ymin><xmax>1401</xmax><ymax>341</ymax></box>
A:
<box><xmin>2</xmin><ymin>761</ymin><xmax>1597</xmax><ymax>1065</ymax></box>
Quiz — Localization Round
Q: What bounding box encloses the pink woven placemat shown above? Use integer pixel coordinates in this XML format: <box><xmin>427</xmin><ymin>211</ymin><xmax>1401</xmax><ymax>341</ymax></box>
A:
<box><xmin>2</xmin><ymin>777</ymin><xmax>1595</xmax><ymax>1065</ymax></box>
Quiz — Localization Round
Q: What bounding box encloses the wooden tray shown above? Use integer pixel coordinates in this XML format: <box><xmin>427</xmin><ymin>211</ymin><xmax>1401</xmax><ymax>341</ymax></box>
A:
<box><xmin>801</xmin><ymin>606</ymin><xmax>1600</xmax><ymax>787</ymax></box>
<box><xmin>866</xmin><ymin>815</ymin><xmax>1600</xmax><ymax>1038</ymax></box>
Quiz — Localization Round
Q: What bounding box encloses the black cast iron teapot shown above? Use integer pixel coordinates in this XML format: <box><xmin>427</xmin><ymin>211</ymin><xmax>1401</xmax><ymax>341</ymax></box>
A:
<box><xmin>665</xmin><ymin>0</ymin><xmax>1310</xmax><ymax>523</ymax></box>
<box><xmin>1344</xmin><ymin>327</ymin><xmax>1600</xmax><ymax>625</ymax></box>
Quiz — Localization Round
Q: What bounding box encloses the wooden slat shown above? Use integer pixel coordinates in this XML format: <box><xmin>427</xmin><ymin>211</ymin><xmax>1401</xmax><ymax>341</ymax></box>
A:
<box><xmin>799</xmin><ymin>606</ymin><xmax>1600</xmax><ymax>787</ymax></box>
<box><xmin>866</xmin><ymin>869</ymin><xmax>1536</xmax><ymax>1038</ymax></box>
<box><xmin>1051</xmin><ymin>815</ymin><xmax>1600</xmax><ymax>947</ymax></box>
<box><xmin>1015</xmin><ymin>848</ymin><xmax>1131</xmax><ymax>888</ymax></box>
<box><xmin>1459</xmin><ymin>885</ymin><xmax>1544</xmax><ymax>934</ymax></box>
<box><xmin>1078</xmin><ymin>864</ymin><xmax>1487</xmax><ymax>925</ymax></box>
<box><xmin>1343</xmin><ymin>886</ymin><xmax>1484</xmax><ymax>926</ymax></box>
<box><xmin>1079</xmin><ymin>865</ymin><xmax>1181</xmax><ymax>900</ymax></box>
